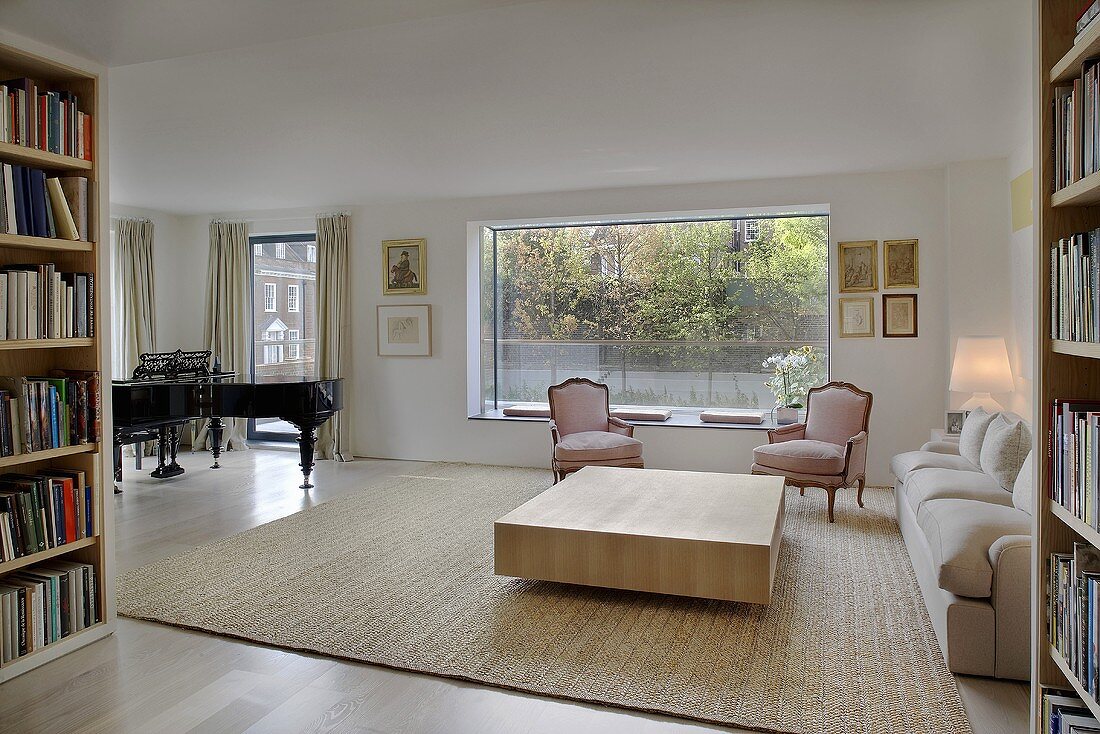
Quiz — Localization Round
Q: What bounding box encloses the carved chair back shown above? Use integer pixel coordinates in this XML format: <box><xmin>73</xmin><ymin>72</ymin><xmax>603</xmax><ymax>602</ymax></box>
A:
<box><xmin>547</xmin><ymin>378</ymin><xmax>612</xmax><ymax>437</ymax></box>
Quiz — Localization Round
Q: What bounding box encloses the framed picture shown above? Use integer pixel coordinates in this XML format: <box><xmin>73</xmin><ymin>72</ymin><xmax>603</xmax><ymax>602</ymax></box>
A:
<box><xmin>383</xmin><ymin>238</ymin><xmax>426</xmax><ymax>295</ymax></box>
<box><xmin>884</xmin><ymin>239</ymin><xmax>919</xmax><ymax>288</ymax></box>
<box><xmin>377</xmin><ymin>304</ymin><xmax>432</xmax><ymax>356</ymax></box>
<box><xmin>838</xmin><ymin>296</ymin><xmax>875</xmax><ymax>338</ymax></box>
<box><xmin>882</xmin><ymin>294</ymin><xmax>918</xmax><ymax>337</ymax></box>
<box><xmin>945</xmin><ymin>410</ymin><xmax>966</xmax><ymax>436</ymax></box>
<box><xmin>838</xmin><ymin>240</ymin><xmax>878</xmax><ymax>292</ymax></box>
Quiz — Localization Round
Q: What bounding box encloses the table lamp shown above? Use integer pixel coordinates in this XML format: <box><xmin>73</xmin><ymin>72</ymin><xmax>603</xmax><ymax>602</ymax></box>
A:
<box><xmin>949</xmin><ymin>336</ymin><xmax>1013</xmax><ymax>412</ymax></box>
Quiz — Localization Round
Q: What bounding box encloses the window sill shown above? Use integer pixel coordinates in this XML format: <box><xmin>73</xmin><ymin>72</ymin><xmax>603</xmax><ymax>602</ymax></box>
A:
<box><xmin>468</xmin><ymin>409</ymin><xmax>784</xmax><ymax>430</ymax></box>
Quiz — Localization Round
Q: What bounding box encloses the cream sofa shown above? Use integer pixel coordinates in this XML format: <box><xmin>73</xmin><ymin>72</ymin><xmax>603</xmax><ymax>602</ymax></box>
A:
<box><xmin>890</xmin><ymin>411</ymin><xmax>1032</xmax><ymax>680</ymax></box>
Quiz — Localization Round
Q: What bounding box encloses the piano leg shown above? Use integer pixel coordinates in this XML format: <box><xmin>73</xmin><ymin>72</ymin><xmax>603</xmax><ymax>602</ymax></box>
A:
<box><xmin>113</xmin><ymin>430</ymin><xmax>124</xmax><ymax>494</ymax></box>
<box><xmin>288</xmin><ymin>417</ymin><xmax>326</xmax><ymax>490</ymax></box>
<box><xmin>209</xmin><ymin>416</ymin><xmax>225</xmax><ymax>469</ymax></box>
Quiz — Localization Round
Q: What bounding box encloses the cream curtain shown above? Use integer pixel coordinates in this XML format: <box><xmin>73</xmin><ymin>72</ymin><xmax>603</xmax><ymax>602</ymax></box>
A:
<box><xmin>315</xmin><ymin>213</ymin><xmax>351</xmax><ymax>461</ymax></box>
<box><xmin>113</xmin><ymin>218</ymin><xmax>156</xmax><ymax>378</ymax></box>
<box><xmin>195</xmin><ymin>220</ymin><xmax>252</xmax><ymax>451</ymax></box>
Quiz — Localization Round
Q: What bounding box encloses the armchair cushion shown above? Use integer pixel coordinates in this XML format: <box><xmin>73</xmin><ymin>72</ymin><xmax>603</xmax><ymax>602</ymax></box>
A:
<box><xmin>891</xmin><ymin>450</ymin><xmax>981</xmax><ymax>482</ymax></box>
<box><xmin>916</xmin><ymin>498</ymin><xmax>1032</xmax><ymax>598</ymax></box>
<box><xmin>554</xmin><ymin>431</ymin><xmax>643</xmax><ymax>462</ymax></box>
<box><xmin>752</xmin><ymin>439</ymin><xmax>846</xmax><ymax>475</ymax></box>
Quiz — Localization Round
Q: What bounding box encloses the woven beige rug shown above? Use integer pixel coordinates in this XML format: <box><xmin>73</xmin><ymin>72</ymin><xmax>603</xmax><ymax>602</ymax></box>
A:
<box><xmin>118</xmin><ymin>463</ymin><xmax>972</xmax><ymax>734</ymax></box>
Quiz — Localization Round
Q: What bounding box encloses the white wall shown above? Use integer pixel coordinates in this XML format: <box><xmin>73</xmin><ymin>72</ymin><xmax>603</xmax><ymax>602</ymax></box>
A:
<box><xmin>138</xmin><ymin>162</ymin><xmax>1020</xmax><ymax>487</ymax></box>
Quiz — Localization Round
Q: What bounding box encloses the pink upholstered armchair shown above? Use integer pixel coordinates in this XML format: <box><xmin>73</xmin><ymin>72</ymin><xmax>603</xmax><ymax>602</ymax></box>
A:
<box><xmin>751</xmin><ymin>381</ymin><xmax>873</xmax><ymax>523</ymax></box>
<box><xmin>547</xmin><ymin>378</ymin><xmax>644</xmax><ymax>483</ymax></box>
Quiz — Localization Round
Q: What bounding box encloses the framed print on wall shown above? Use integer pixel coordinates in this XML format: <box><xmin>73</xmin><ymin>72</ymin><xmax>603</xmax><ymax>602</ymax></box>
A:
<box><xmin>838</xmin><ymin>240</ymin><xmax>878</xmax><ymax>292</ymax></box>
<box><xmin>838</xmin><ymin>296</ymin><xmax>875</xmax><ymax>338</ymax></box>
<box><xmin>882</xmin><ymin>294</ymin><xmax>918</xmax><ymax>337</ymax></box>
<box><xmin>377</xmin><ymin>304</ymin><xmax>432</xmax><ymax>356</ymax></box>
<box><xmin>383</xmin><ymin>238</ymin><xmax>427</xmax><ymax>295</ymax></box>
<box><xmin>884</xmin><ymin>239</ymin><xmax>919</xmax><ymax>288</ymax></box>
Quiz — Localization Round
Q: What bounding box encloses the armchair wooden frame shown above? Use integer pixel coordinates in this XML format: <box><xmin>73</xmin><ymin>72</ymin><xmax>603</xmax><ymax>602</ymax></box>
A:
<box><xmin>752</xmin><ymin>381</ymin><xmax>873</xmax><ymax>523</ymax></box>
<box><xmin>548</xmin><ymin>377</ymin><xmax>643</xmax><ymax>483</ymax></box>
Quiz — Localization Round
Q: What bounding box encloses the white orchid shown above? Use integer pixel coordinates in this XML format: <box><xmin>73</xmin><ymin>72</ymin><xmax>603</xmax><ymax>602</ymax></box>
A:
<box><xmin>763</xmin><ymin>346</ymin><xmax>826</xmax><ymax>408</ymax></box>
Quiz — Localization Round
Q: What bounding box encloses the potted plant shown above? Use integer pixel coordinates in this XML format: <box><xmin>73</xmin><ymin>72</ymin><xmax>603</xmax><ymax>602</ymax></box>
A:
<box><xmin>763</xmin><ymin>346</ymin><xmax>826</xmax><ymax>424</ymax></box>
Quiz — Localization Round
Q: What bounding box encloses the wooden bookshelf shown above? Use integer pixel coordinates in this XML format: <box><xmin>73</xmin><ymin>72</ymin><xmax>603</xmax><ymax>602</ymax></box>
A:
<box><xmin>1050</xmin><ymin>645</ymin><xmax>1100</xmax><ymax>721</ymax></box>
<box><xmin>1052</xmin><ymin>170</ymin><xmax>1100</xmax><ymax>207</ymax></box>
<box><xmin>1051</xmin><ymin>339</ymin><xmax>1100</xmax><ymax>359</ymax></box>
<box><xmin>0</xmin><ymin>41</ymin><xmax>111</xmax><ymax>683</ymax></box>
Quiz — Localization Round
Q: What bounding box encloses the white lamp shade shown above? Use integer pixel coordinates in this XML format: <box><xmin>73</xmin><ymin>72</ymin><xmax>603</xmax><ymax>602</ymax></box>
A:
<box><xmin>949</xmin><ymin>336</ymin><xmax>1014</xmax><ymax>394</ymax></box>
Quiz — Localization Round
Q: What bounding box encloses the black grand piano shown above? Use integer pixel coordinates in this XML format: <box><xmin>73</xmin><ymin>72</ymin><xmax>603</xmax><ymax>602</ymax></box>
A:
<box><xmin>113</xmin><ymin>350</ymin><xmax>343</xmax><ymax>489</ymax></box>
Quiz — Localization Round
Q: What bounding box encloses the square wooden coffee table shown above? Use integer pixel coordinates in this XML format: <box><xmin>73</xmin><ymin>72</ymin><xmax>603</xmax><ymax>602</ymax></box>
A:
<box><xmin>494</xmin><ymin>466</ymin><xmax>785</xmax><ymax>604</ymax></box>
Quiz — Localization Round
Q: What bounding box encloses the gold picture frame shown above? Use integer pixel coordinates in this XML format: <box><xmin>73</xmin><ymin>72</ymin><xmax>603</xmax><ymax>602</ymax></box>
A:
<box><xmin>838</xmin><ymin>240</ymin><xmax>878</xmax><ymax>292</ymax></box>
<box><xmin>382</xmin><ymin>238</ymin><xmax>426</xmax><ymax>295</ymax></box>
<box><xmin>884</xmin><ymin>239</ymin><xmax>919</xmax><ymax>288</ymax></box>
<box><xmin>882</xmin><ymin>294</ymin><xmax>918</xmax><ymax>338</ymax></box>
<box><xmin>838</xmin><ymin>296</ymin><xmax>875</xmax><ymax>338</ymax></box>
<box><xmin>377</xmin><ymin>304</ymin><xmax>432</xmax><ymax>356</ymax></box>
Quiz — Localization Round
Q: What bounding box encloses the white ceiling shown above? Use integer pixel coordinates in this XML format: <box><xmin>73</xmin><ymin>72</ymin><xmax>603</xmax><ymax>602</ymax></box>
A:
<box><xmin>2</xmin><ymin>0</ymin><xmax>1033</xmax><ymax>214</ymax></box>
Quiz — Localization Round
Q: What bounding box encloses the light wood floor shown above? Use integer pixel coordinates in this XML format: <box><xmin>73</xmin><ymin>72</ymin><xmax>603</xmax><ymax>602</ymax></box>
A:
<box><xmin>0</xmin><ymin>448</ymin><xmax>1030</xmax><ymax>733</ymax></box>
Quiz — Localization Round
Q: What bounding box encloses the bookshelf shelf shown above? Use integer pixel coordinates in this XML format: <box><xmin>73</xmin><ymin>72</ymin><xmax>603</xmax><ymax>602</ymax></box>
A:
<box><xmin>1051</xmin><ymin>339</ymin><xmax>1100</xmax><ymax>358</ymax></box>
<box><xmin>1052</xmin><ymin>16</ymin><xmax>1100</xmax><ymax>83</ymax></box>
<box><xmin>0</xmin><ymin>442</ymin><xmax>97</xmax><ymax>470</ymax></box>
<box><xmin>1050</xmin><ymin>645</ymin><xmax>1100</xmax><ymax>721</ymax></box>
<box><xmin>0</xmin><ymin>338</ymin><xmax>94</xmax><ymax>350</ymax></box>
<box><xmin>0</xmin><ymin>622</ymin><xmax>109</xmax><ymax>681</ymax></box>
<box><xmin>0</xmin><ymin>233</ymin><xmax>93</xmax><ymax>252</ymax></box>
<box><xmin>0</xmin><ymin>535</ymin><xmax>97</xmax><ymax>576</ymax></box>
<box><xmin>1052</xmin><ymin>170</ymin><xmax>1100</xmax><ymax>207</ymax></box>
<box><xmin>0</xmin><ymin>141</ymin><xmax>92</xmax><ymax>172</ymax></box>
<box><xmin>1050</xmin><ymin>502</ymin><xmax>1100</xmax><ymax>548</ymax></box>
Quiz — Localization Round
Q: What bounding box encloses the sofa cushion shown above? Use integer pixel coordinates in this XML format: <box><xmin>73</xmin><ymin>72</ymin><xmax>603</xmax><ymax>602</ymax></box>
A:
<box><xmin>979</xmin><ymin>415</ymin><xmax>1031</xmax><ymax>491</ymax></box>
<box><xmin>959</xmin><ymin>407</ymin><xmax>997</xmax><ymax>466</ymax></box>
<box><xmin>502</xmin><ymin>403</ymin><xmax>551</xmax><ymax>417</ymax></box>
<box><xmin>700</xmin><ymin>409</ymin><xmax>765</xmax><ymax>424</ymax></box>
<box><xmin>1012</xmin><ymin>450</ymin><xmax>1034</xmax><ymax>515</ymax></box>
<box><xmin>610</xmin><ymin>408</ymin><xmax>672</xmax><ymax>421</ymax></box>
<box><xmin>904</xmin><ymin>467</ymin><xmax>1013</xmax><ymax>515</ymax></box>
<box><xmin>890</xmin><ymin>450</ymin><xmax>981</xmax><ymax>482</ymax></box>
<box><xmin>555</xmin><ymin>431</ymin><xmax>642</xmax><ymax>461</ymax></box>
<box><xmin>917</xmin><ymin>498</ymin><xmax>1032</xmax><ymax>598</ymax></box>
<box><xmin>752</xmin><ymin>439</ymin><xmax>846</xmax><ymax>475</ymax></box>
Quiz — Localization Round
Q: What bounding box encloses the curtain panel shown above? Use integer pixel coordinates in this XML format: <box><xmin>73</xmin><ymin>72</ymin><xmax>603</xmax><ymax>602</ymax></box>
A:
<box><xmin>113</xmin><ymin>217</ymin><xmax>157</xmax><ymax>377</ymax></box>
<box><xmin>196</xmin><ymin>220</ymin><xmax>252</xmax><ymax>451</ymax></box>
<box><xmin>315</xmin><ymin>212</ymin><xmax>352</xmax><ymax>461</ymax></box>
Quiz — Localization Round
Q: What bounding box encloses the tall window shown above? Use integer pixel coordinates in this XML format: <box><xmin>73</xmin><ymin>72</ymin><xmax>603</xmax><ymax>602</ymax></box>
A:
<box><xmin>288</xmin><ymin>329</ymin><xmax>300</xmax><ymax>359</ymax></box>
<box><xmin>477</xmin><ymin>212</ymin><xmax>829</xmax><ymax>414</ymax></box>
<box><xmin>263</xmin><ymin>283</ymin><xmax>276</xmax><ymax>312</ymax></box>
<box><xmin>250</xmin><ymin>232</ymin><xmax>319</xmax><ymax>439</ymax></box>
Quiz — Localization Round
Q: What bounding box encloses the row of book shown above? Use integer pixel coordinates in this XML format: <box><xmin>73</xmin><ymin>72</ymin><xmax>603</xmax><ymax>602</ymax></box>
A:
<box><xmin>0</xmin><ymin>468</ymin><xmax>94</xmax><ymax>562</ymax></box>
<box><xmin>0</xmin><ymin>560</ymin><xmax>98</xmax><ymax>665</ymax></box>
<box><xmin>1</xmin><ymin>78</ymin><xmax>92</xmax><ymax>161</ymax></box>
<box><xmin>0</xmin><ymin>164</ymin><xmax>88</xmax><ymax>241</ymax></box>
<box><xmin>1049</xmin><ymin>399</ymin><xmax>1100</xmax><ymax>526</ymax></box>
<box><xmin>1051</xmin><ymin>233</ymin><xmax>1100</xmax><ymax>342</ymax></box>
<box><xmin>1054</xmin><ymin>58</ymin><xmax>1100</xmax><ymax>190</ymax></box>
<box><xmin>0</xmin><ymin>372</ymin><xmax>101</xmax><ymax>458</ymax></box>
<box><xmin>1051</xmin><ymin>543</ymin><xmax>1100</xmax><ymax>701</ymax></box>
<box><xmin>1081</xmin><ymin>1</ymin><xmax>1100</xmax><ymax>44</ymax></box>
<box><xmin>0</xmin><ymin>266</ymin><xmax>94</xmax><ymax>341</ymax></box>
<box><xmin>1043</xmin><ymin>691</ymin><xmax>1100</xmax><ymax>733</ymax></box>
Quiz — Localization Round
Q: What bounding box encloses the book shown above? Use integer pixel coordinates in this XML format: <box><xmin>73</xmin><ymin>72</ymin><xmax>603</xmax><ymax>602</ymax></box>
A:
<box><xmin>58</xmin><ymin>177</ymin><xmax>87</xmax><ymax>241</ymax></box>
<box><xmin>45</xmin><ymin>178</ymin><xmax>78</xmax><ymax>241</ymax></box>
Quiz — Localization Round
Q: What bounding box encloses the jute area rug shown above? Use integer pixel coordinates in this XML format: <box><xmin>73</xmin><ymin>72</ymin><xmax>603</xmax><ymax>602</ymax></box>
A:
<box><xmin>118</xmin><ymin>463</ymin><xmax>971</xmax><ymax>734</ymax></box>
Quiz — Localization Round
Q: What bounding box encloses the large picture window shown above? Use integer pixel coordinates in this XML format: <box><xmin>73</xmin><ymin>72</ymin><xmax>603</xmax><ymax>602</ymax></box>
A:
<box><xmin>476</xmin><ymin>211</ymin><xmax>829</xmax><ymax>414</ymax></box>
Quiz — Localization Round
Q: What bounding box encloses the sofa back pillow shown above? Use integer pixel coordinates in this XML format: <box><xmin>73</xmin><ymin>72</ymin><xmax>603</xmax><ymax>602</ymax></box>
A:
<box><xmin>979</xmin><ymin>415</ymin><xmax>1031</xmax><ymax>491</ymax></box>
<box><xmin>959</xmin><ymin>407</ymin><xmax>997</xmax><ymax>466</ymax></box>
<box><xmin>1012</xmin><ymin>450</ymin><xmax>1034</xmax><ymax>514</ymax></box>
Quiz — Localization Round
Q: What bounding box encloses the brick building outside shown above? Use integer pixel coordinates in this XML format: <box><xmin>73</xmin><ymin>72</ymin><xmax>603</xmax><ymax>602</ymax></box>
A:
<box><xmin>252</xmin><ymin>239</ymin><xmax>317</xmax><ymax>382</ymax></box>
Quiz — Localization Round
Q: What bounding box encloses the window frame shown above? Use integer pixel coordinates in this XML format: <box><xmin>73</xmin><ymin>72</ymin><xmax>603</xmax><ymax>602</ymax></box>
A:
<box><xmin>465</xmin><ymin>205</ymin><xmax>831</xmax><ymax>425</ymax></box>
<box><xmin>263</xmin><ymin>282</ymin><xmax>277</xmax><ymax>312</ymax></box>
<box><xmin>287</xmin><ymin>284</ymin><xmax>300</xmax><ymax>313</ymax></box>
<box><xmin>288</xmin><ymin>329</ymin><xmax>300</xmax><ymax>360</ymax></box>
<box><xmin>276</xmin><ymin>243</ymin><xmax>286</xmax><ymax>259</ymax></box>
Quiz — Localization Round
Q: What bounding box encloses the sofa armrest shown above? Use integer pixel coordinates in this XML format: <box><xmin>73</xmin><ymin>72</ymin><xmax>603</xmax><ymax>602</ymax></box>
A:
<box><xmin>988</xmin><ymin>534</ymin><xmax>1031</xmax><ymax>677</ymax></box>
<box><xmin>920</xmin><ymin>440</ymin><xmax>961</xmax><ymax>455</ymax></box>
<box><xmin>768</xmin><ymin>422</ymin><xmax>806</xmax><ymax>444</ymax></box>
<box><xmin>607</xmin><ymin>416</ymin><xmax>635</xmax><ymax>437</ymax></box>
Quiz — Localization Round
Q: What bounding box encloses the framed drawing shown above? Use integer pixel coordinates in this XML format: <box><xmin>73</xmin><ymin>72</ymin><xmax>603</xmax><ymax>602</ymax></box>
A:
<box><xmin>945</xmin><ymin>410</ymin><xmax>965</xmax><ymax>436</ymax></box>
<box><xmin>838</xmin><ymin>297</ymin><xmax>875</xmax><ymax>338</ymax></box>
<box><xmin>838</xmin><ymin>240</ymin><xmax>878</xmax><ymax>292</ymax></box>
<box><xmin>377</xmin><ymin>304</ymin><xmax>432</xmax><ymax>356</ymax></box>
<box><xmin>882</xmin><ymin>294</ymin><xmax>918</xmax><ymax>337</ymax></box>
<box><xmin>383</xmin><ymin>238</ymin><xmax>426</xmax><ymax>295</ymax></box>
<box><xmin>884</xmin><ymin>239</ymin><xmax>919</xmax><ymax>288</ymax></box>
